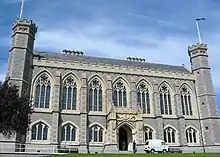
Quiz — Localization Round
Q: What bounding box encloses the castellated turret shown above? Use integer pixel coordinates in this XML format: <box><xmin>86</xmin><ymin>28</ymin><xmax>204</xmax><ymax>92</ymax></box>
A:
<box><xmin>7</xmin><ymin>19</ymin><xmax>37</xmax><ymax>96</ymax></box>
<box><xmin>188</xmin><ymin>43</ymin><xmax>220</xmax><ymax>146</ymax></box>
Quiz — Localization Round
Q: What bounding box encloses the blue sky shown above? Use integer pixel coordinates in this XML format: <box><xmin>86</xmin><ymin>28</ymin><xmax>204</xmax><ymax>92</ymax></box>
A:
<box><xmin>0</xmin><ymin>0</ymin><xmax>220</xmax><ymax>113</ymax></box>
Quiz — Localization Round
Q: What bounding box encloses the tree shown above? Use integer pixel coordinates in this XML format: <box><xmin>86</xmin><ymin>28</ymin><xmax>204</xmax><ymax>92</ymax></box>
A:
<box><xmin>0</xmin><ymin>79</ymin><xmax>33</xmax><ymax>137</ymax></box>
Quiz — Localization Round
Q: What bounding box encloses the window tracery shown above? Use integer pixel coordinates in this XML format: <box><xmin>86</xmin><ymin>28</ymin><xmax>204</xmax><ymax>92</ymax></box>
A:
<box><xmin>88</xmin><ymin>78</ymin><xmax>102</xmax><ymax>111</ymax></box>
<box><xmin>186</xmin><ymin>127</ymin><xmax>197</xmax><ymax>143</ymax></box>
<box><xmin>34</xmin><ymin>74</ymin><xmax>51</xmax><ymax>108</ymax></box>
<box><xmin>31</xmin><ymin>122</ymin><xmax>48</xmax><ymax>141</ymax></box>
<box><xmin>164</xmin><ymin>127</ymin><xmax>176</xmax><ymax>143</ymax></box>
<box><xmin>62</xmin><ymin>76</ymin><xmax>77</xmax><ymax>110</ymax></box>
<box><xmin>113</xmin><ymin>79</ymin><xmax>127</xmax><ymax>107</ymax></box>
<box><xmin>137</xmin><ymin>82</ymin><xmax>150</xmax><ymax>114</ymax></box>
<box><xmin>61</xmin><ymin>123</ymin><xmax>76</xmax><ymax>142</ymax></box>
<box><xmin>159</xmin><ymin>84</ymin><xmax>172</xmax><ymax>115</ymax></box>
<box><xmin>180</xmin><ymin>85</ymin><xmax>193</xmax><ymax>116</ymax></box>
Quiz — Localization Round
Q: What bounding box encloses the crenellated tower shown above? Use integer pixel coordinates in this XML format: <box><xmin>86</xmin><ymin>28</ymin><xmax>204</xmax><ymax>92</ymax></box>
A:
<box><xmin>188</xmin><ymin>43</ymin><xmax>220</xmax><ymax>146</ymax></box>
<box><xmin>7</xmin><ymin>19</ymin><xmax>37</xmax><ymax>97</ymax></box>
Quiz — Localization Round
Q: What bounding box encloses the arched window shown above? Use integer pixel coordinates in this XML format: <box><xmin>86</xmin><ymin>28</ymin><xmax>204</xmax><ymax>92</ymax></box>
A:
<box><xmin>62</xmin><ymin>76</ymin><xmax>77</xmax><ymax>110</ymax></box>
<box><xmin>186</xmin><ymin>127</ymin><xmax>197</xmax><ymax>143</ymax></box>
<box><xmin>88</xmin><ymin>78</ymin><xmax>102</xmax><ymax>111</ymax></box>
<box><xmin>164</xmin><ymin>127</ymin><xmax>176</xmax><ymax>143</ymax></box>
<box><xmin>137</xmin><ymin>82</ymin><xmax>150</xmax><ymax>114</ymax></box>
<box><xmin>159</xmin><ymin>84</ymin><xmax>172</xmax><ymax>115</ymax></box>
<box><xmin>144</xmin><ymin>126</ymin><xmax>154</xmax><ymax>141</ymax></box>
<box><xmin>31</xmin><ymin>122</ymin><xmax>49</xmax><ymax>140</ymax></box>
<box><xmin>89</xmin><ymin>125</ymin><xmax>103</xmax><ymax>142</ymax></box>
<box><xmin>34</xmin><ymin>74</ymin><xmax>51</xmax><ymax>108</ymax></box>
<box><xmin>113</xmin><ymin>80</ymin><xmax>127</xmax><ymax>107</ymax></box>
<box><xmin>61</xmin><ymin>123</ymin><xmax>76</xmax><ymax>142</ymax></box>
<box><xmin>180</xmin><ymin>85</ymin><xmax>193</xmax><ymax>116</ymax></box>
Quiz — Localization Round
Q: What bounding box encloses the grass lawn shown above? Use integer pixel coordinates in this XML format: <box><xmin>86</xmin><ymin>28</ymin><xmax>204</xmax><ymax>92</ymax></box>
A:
<box><xmin>52</xmin><ymin>154</ymin><xmax>220</xmax><ymax>157</ymax></box>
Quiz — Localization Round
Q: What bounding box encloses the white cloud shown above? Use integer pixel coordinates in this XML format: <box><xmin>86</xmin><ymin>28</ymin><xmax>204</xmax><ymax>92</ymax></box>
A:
<box><xmin>36</xmin><ymin>23</ymin><xmax>191</xmax><ymax>64</ymax></box>
<box><xmin>34</xmin><ymin>20</ymin><xmax>220</xmax><ymax>89</ymax></box>
<box><xmin>0</xmin><ymin>62</ymin><xmax>7</xmax><ymax>82</ymax></box>
<box><xmin>3</xmin><ymin>0</ymin><xmax>28</xmax><ymax>4</ymax></box>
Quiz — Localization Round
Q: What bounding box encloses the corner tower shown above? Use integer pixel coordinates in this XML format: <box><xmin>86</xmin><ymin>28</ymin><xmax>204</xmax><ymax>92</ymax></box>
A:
<box><xmin>7</xmin><ymin>19</ymin><xmax>37</xmax><ymax>96</ymax></box>
<box><xmin>188</xmin><ymin>43</ymin><xmax>220</xmax><ymax>146</ymax></box>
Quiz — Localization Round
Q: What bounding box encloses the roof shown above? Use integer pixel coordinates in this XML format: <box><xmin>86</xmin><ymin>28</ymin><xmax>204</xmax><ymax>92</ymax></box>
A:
<box><xmin>33</xmin><ymin>51</ymin><xmax>190</xmax><ymax>73</ymax></box>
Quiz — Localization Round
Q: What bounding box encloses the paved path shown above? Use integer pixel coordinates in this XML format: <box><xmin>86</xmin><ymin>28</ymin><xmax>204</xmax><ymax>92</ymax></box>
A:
<box><xmin>0</xmin><ymin>154</ymin><xmax>50</xmax><ymax>157</ymax></box>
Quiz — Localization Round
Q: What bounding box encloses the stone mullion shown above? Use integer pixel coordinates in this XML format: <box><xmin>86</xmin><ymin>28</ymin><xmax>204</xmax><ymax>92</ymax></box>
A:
<box><xmin>97</xmin><ymin>89</ymin><xmax>99</xmax><ymax>111</ymax></box>
<box><xmin>71</xmin><ymin>86</ymin><xmax>73</xmax><ymax>110</ymax></box>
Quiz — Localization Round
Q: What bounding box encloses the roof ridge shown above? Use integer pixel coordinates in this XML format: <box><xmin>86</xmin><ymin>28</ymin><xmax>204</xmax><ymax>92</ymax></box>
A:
<box><xmin>33</xmin><ymin>51</ymin><xmax>190</xmax><ymax>73</ymax></box>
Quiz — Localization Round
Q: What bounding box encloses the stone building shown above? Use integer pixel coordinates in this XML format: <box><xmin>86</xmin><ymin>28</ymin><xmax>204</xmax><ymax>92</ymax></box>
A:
<box><xmin>4</xmin><ymin>18</ymin><xmax>220</xmax><ymax>153</ymax></box>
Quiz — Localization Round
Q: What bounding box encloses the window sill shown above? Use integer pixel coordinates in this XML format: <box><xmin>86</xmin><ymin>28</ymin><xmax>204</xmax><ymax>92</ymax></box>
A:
<box><xmin>187</xmin><ymin>143</ymin><xmax>200</xmax><ymax>146</ymax></box>
<box><xmin>28</xmin><ymin>140</ymin><xmax>51</xmax><ymax>144</ymax></box>
<box><xmin>33</xmin><ymin>108</ymin><xmax>53</xmax><ymax>113</ymax></box>
<box><xmin>142</xmin><ymin>114</ymin><xmax>155</xmax><ymax>118</ymax></box>
<box><xmin>161</xmin><ymin>115</ymin><xmax>178</xmax><ymax>119</ymax></box>
<box><xmin>167</xmin><ymin>143</ymin><xmax>179</xmax><ymax>146</ymax></box>
<box><xmin>183</xmin><ymin>115</ymin><xmax>198</xmax><ymax>119</ymax></box>
<box><xmin>89</xmin><ymin>142</ymin><xmax>104</xmax><ymax>146</ymax></box>
<box><xmin>61</xmin><ymin>110</ymin><xmax>80</xmax><ymax>115</ymax></box>
<box><xmin>60</xmin><ymin>141</ymin><xmax>80</xmax><ymax>145</ymax></box>
<box><xmin>88</xmin><ymin>112</ymin><xmax>106</xmax><ymax>116</ymax></box>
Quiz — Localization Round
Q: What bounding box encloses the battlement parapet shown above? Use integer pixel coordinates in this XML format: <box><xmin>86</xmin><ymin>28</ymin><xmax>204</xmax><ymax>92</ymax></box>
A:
<box><xmin>188</xmin><ymin>43</ymin><xmax>207</xmax><ymax>52</ymax></box>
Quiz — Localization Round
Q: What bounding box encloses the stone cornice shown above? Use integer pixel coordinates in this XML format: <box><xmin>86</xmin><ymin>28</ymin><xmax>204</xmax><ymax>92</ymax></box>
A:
<box><xmin>33</xmin><ymin>59</ymin><xmax>196</xmax><ymax>81</ymax></box>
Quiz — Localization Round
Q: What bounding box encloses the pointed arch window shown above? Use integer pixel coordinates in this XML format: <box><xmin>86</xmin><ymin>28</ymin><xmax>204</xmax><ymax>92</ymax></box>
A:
<box><xmin>61</xmin><ymin>123</ymin><xmax>76</xmax><ymax>142</ymax></box>
<box><xmin>144</xmin><ymin>126</ymin><xmax>154</xmax><ymax>141</ymax></box>
<box><xmin>186</xmin><ymin>127</ymin><xmax>197</xmax><ymax>143</ymax></box>
<box><xmin>113</xmin><ymin>80</ymin><xmax>127</xmax><ymax>107</ymax></box>
<box><xmin>137</xmin><ymin>82</ymin><xmax>150</xmax><ymax>114</ymax></box>
<box><xmin>180</xmin><ymin>85</ymin><xmax>193</xmax><ymax>116</ymax></box>
<box><xmin>88</xmin><ymin>78</ymin><xmax>102</xmax><ymax>111</ymax></box>
<box><xmin>164</xmin><ymin>127</ymin><xmax>176</xmax><ymax>143</ymax></box>
<box><xmin>34</xmin><ymin>74</ymin><xmax>51</xmax><ymax>108</ymax></box>
<box><xmin>62</xmin><ymin>76</ymin><xmax>77</xmax><ymax>110</ymax></box>
<box><xmin>159</xmin><ymin>84</ymin><xmax>172</xmax><ymax>115</ymax></box>
<box><xmin>89</xmin><ymin>125</ymin><xmax>103</xmax><ymax>142</ymax></box>
<box><xmin>31</xmin><ymin>122</ymin><xmax>49</xmax><ymax>140</ymax></box>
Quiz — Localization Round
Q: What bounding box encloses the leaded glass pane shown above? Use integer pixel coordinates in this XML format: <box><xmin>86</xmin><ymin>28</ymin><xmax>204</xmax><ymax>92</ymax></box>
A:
<box><xmin>35</xmin><ymin>85</ymin><xmax>40</xmax><ymax>107</ymax></box>
<box><xmin>45</xmin><ymin>86</ymin><xmax>50</xmax><ymax>108</ymax></box>
<box><xmin>40</xmin><ymin>85</ymin><xmax>45</xmax><ymax>108</ymax></box>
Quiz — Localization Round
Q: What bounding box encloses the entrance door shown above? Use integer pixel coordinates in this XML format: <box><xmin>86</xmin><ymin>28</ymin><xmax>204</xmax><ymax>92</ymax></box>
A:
<box><xmin>119</xmin><ymin>127</ymin><xmax>128</xmax><ymax>151</ymax></box>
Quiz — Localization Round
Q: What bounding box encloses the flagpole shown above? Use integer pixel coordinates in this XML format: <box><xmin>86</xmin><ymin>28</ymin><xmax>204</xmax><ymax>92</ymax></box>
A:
<box><xmin>195</xmin><ymin>20</ymin><xmax>202</xmax><ymax>43</ymax></box>
<box><xmin>19</xmin><ymin>0</ymin><xmax>25</xmax><ymax>19</ymax></box>
<box><xmin>195</xmin><ymin>18</ymin><xmax>206</xmax><ymax>44</ymax></box>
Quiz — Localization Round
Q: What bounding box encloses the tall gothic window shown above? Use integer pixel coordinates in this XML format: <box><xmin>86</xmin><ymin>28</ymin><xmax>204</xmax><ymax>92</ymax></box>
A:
<box><xmin>159</xmin><ymin>84</ymin><xmax>172</xmax><ymax>115</ymax></box>
<box><xmin>164</xmin><ymin>127</ymin><xmax>176</xmax><ymax>143</ymax></box>
<box><xmin>113</xmin><ymin>80</ymin><xmax>127</xmax><ymax>107</ymax></box>
<box><xmin>89</xmin><ymin>125</ymin><xmax>103</xmax><ymax>142</ymax></box>
<box><xmin>137</xmin><ymin>82</ymin><xmax>150</xmax><ymax>114</ymax></box>
<box><xmin>180</xmin><ymin>85</ymin><xmax>193</xmax><ymax>116</ymax></box>
<box><xmin>88</xmin><ymin>78</ymin><xmax>102</xmax><ymax>111</ymax></box>
<box><xmin>31</xmin><ymin>122</ymin><xmax>48</xmax><ymax>140</ymax></box>
<box><xmin>34</xmin><ymin>74</ymin><xmax>51</xmax><ymax>108</ymax></box>
<box><xmin>186</xmin><ymin>127</ymin><xmax>197</xmax><ymax>143</ymax></box>
<box><xmin>61</xmin><ymin>123</ymin><xmax>76</xmax><ymax>142</ymax></box>
<box><xmin>144</xmin><ymin>126</ymin><xmax>154</xmax><ymax>142</ymax></box>
<box><xmin>62</xmin><ymin>76</ymin><xmax>77</xmax><ymax>110</ymax></box>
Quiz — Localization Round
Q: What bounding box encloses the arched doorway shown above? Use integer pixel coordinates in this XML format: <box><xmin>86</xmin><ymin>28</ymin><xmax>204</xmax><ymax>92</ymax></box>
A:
<box><xmin>118</xmin><ymin>125</ymin><xmax>132</xmax><ymax>151</ymax></box>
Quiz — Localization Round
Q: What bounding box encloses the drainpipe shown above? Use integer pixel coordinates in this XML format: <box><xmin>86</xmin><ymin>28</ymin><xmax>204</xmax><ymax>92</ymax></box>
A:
<box><xmin>194</xmin><ymin>81</ymin><xmax>205</xmax><ymax>153</ymax></box>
